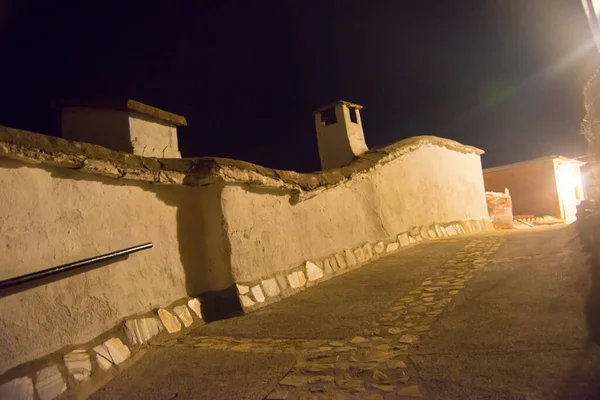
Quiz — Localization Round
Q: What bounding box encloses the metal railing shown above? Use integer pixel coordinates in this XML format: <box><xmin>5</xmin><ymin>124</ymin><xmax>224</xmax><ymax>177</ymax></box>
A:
<box><xmin>0</xmin><ymin>243</ymin><xmax>153</xmax><ymax>292</ymax></box>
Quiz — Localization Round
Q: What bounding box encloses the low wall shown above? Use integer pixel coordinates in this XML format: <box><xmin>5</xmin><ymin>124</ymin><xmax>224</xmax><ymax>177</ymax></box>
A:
<box><xmin>0</xmin><ymin>125</ymin><xmax>491</xmax><ymax>398</ymax></box>
<box><xmin>225</xmin><ymin>144</ymin><xmax>488</xmax><ymax>283</ymax></box>
<box><xmin>0</xmin><ymin>158</ymin><xmax>234</xmax><ymax>375</ymax></box>
<box><xmin>223</xmin><ymin>144</ymin><xmax>491</xmax><ymax>310</ymax></box>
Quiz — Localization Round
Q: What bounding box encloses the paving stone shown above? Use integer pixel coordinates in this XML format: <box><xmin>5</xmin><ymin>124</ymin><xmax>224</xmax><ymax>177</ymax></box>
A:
<box><xmin>422</xmin><ymin>297</ymin><xmax>434</xmax><ymax>302</ymax></box>
<box><xmin>94</xmin><ymin>338</ymin><xmax>131</xmax><ymax>370</ymax></box>
<box><xmin>288</xmin><ymin>272</ymin><xmax>302</xmax><ymax>289</ymax></box>
<box><xmin>306</xmin><ymin>261</ymin><xmax>324</xmax><ymax>281</ymax></box>
<box><xmin>371</xmin><ymin>384</ymin><xmax>394</xmax><ymax>392</ymax></box>
<box><xmin>308</xmin><ymin>376</ymin><xmax>335</xmax><ymax>383</ymax></box>
<box><xmin>386</xmin><ymin>243</ymin><xmax>399</xmax><ymax>252</ymax></box>
<box><xmin>372</xmin><ymin>369</ymin><xmax>389</xmax><ymax>380</ymax></box>
<box><xmin>434</xmin><ymin>224</ymin><xmax>444</xmax><ymax>237</ymax></box>
<box><xmin>409</xmin><ymin>236</ymin><xmax>417</xmax><ymax>244</ymax></box>
<box><xmin>389</xmin><ymin>305</ymin><xmax>406</xmax><ymax>312</ymax></box>
<box><xmin>363</xmin><ymin>395</ymin><xmax>385</xmax><ymax>400</ymax></box>
<box><xmin>276</xmin><ymin>274</ymin><xmax>289</xmax><ymax>291</ymax></box>
<box><xmin>323</xmin><ymin>259</ymin><xmax>334</xmax><ymax>275</ymax></box>
<box><xmin>309</xmin><ymin>384</ymin><xmax>327</xmax><ymax>393</ymax></box>
<box><xmin>336</xmin><ymin>379</ymin><xmax>365</xmax><ymax>392</ymax></box>
<box><xmin>298</xmin><ymin>271</ymin><xmax>307</xmax><ymax>286</ymax></box>
<box><xmin>35</xmin><ymin>365</ymin><xmax>66</xmax><ymax>400</ymax></box>
<box><xmin>344</xmin><ymin>249</ymin><xmax>358</xmax><ymax>266</ymax></box>
<box><xmin>280</xmin><ymin>375</ymin><xmax>307</xmax><ymax>386</ymax></box>
<box><xmin>266</xmin><ymin>389</ymin><xmax>290</xmax><ymax>399</ymax></box>
<box><xmin>363</xmin><ymin>243</ymin><xmax>374</xmax><ymax>260</ymax></box>
<box><xmin>334</xmin><ymin>346</ymin><xmax>356</xmax><ymax>353</ymax></box>
<box><xmin>187</xmin><ymin>298</ymin><xmax>202</xmax><ymax>319</ymax></box>
<box><xmin>387</xmin><ymin>360</ymin><xmax>407</xmax><ymax>369</ymax></box>
<box><xmin>421</xmin><ymin>280</ymin><xmax>433</xmax><ymax>286</ymax></box>
<box><xmin>64</xmin><ymin>349</ymin><xmax>92</xmax><ymax>382</ymax></box>
<box><xmin>397</xmin><ymin>385</ymin><xmax>422</xmax><ymax>398</ymax></box>
<box><xmin>374</xmin><ymin>241</ymin><xmax>385</xmax><ymax>253</ymax></box>
<box><xmin>304</xmin><ymin>364</ymin><xmax>335</xmax><ymax>372</ymax></box>
<box><xmin>376</xmin><ymin>344</ymin><xmax>391</xmax><ymax>351</ymax></box>
<box><xmin>173</xmin><ymin>305</ymin><xmax>194</xmax><ymax>328</ymax></box>
<box><xmin>399</xmin><ymin>295</ymin><xmax>414</xmax><ymax>302</ymax></box>
<box><xmin>236</xmin><ymin>284</ymin><xmax>250</xmax><ymax>294</ymax></box>
<box><xmin>354</xmin><ymin>247</ymin><xmax>366</xmax><ymax>263</ymax></box>
<box><xmin>262</xmin><ymin>278</ymin><xmax>281</xmax><ymax>297</ymax></box>
<box><xmin>125</xmin><ymin>317</ymin><xmax>163</xmax><ymax>345</ymax></box>
<box><xmin>414</xmin><ymin>325</ymin><xmax>431</xmax><ymax>332</ymax></box>
<box><xmin>252</xmin><ymin>285</ymin><xmax>266</xmax><ymax>302</ymax></box>
<box><xmin>449</xmin><ymin>290</ymin><xmax>460</xmax><ymax>295</ymax></box>
<box><xmin>398</xmin><ymin>334</ymin><xmax>419</xmax><ymax>344</ymax></box>
<box><xmin>240</xmin><ymin>295</ymin><xmax>255</xmax><ymax>308</ymax></box>
<box><xmin>350</xmin><ymin>336</ymin><xmax>368</xmax><ymax>344</ymax></box>
<box><xmin>388</xmin><ymin>327</ymin><xmax>406</xmax><ymax>334</ymax></box>
<box><xmin>398</xmin><ymin>232</ymin><xmax>410</xmax><ymax>247</ymax></box>
<box><xmin>335</xmin><ymin>253</ymin><xmax>347</xmax><ymax>269</ymax></box>
<box><xmin>427</xmin><ymin>229</ymin><xmax>437</xmax><ymax>238</ymax></box>
<box><xmin>0</xmin><ymin>376</ymin><xmax>34</xmax><ymax>400</ymax></box>
<box><xmin>158</xmin><ymin>308</ymin><xmax>182</xmax><ymax>333</ymax></box>
<box><xmin>329</xmin><ymin>340</ymin><xmax>346</xmax><ymax>347</ymax></box>
<box><xmin>410</xmin><ymin>306</ymin><xmax>428</xmax><ymax>312</ymax></box>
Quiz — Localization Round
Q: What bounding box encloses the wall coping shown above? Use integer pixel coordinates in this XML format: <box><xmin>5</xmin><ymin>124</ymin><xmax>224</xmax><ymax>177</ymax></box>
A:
<box><xmin>0</xmin><ymin>125</ymin><xmax>484</xmax><ymax>200</ymax></box>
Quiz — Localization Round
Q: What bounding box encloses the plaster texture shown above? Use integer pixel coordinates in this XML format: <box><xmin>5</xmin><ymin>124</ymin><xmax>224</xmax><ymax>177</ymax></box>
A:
<box><xmin>315</xmin><ymin>102</ymin><xmax>368</xmax><ymax>170</ymax></box>
<box><xmin>0</xmin><ymin>159</ymin><xmax>231</xmax><ymax>374</ymax></box>
<box><xmin>0</xmin><ymin>124</ymin><xmax>488</xmax><ymax>382</ymax></box>
<box><xmin>223</xmin><ymin>143</ymin><xmax>489</xmax><ymax>283</ymax></box>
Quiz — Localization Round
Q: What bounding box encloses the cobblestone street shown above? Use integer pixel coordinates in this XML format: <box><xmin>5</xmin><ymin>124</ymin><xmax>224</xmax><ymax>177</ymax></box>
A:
<box><xmin>93</xmin><ymin>226</ymin><xmax>600</xmax><ymax>400</ymax></box>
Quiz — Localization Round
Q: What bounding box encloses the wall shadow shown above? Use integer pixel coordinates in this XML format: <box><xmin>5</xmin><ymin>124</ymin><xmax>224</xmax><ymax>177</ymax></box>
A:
<box><xmin>155</xmin><ymin>182</ymin><xmax>243</xmax><ymax>322</ymax></box>
<box><xmin>2</xmin><ymin>158</ymin><xmax>243</xmax><ymax>321</ymax></box>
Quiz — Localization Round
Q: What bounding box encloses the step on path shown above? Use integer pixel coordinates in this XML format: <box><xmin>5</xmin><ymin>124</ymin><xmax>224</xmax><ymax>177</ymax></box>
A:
<box><xmin>156</xmin><ymin>236</ymin><xmax>505</xmax><ymax>400</ymax></box>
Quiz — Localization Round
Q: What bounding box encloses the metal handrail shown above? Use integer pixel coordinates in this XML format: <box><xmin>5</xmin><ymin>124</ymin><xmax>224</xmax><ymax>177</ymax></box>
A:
<box><xmin>0</xmin><ymin>243</ymin><xmax>153</xmax><ymax>291</ymax></box>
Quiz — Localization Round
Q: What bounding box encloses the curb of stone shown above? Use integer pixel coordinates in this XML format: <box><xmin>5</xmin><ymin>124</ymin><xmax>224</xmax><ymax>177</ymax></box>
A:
<box><xmin>0</xmin><ymin>296</ymin><xmax>205</xmax><ymax>400</ymax></box>
<box><xmin>236</xmin><ymin>219</ymin><xmax>493</xmax><ymax>313</ymax></box>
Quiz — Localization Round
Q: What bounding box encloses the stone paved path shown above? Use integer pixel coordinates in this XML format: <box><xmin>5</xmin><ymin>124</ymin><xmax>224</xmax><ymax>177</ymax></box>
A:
<box><xmin>98</xmin><ymin>226</ymin><xmax>599</xmax><ymax>399</ymax></box>
<box><xmin>153</xmin><ymin>234</ymin><xmax>506</xmax><ymax>399</ymax></box>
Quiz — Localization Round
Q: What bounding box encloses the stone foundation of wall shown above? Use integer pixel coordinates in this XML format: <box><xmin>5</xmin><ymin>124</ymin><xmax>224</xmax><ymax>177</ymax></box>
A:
<box><xmin>235</xmin><ymin>219</ymin><xmax>493</xmax><ymax>312</ymax></box>
<box><xmin>0</xmin><ymin>297</ymin><xmax>204</xmax><ymax>400</ymax></box>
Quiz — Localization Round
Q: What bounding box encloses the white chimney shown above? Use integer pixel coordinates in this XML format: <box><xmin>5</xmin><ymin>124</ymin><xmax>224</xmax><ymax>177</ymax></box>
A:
<box><xmin>313</xmin><ymin>100</ymin><xmax>368</xmax><ymax>170</ymax></box>
<box><xmin>58</xmin><ymin>99</ymin><xmax>186</xmax><ymax>158</ymax></box>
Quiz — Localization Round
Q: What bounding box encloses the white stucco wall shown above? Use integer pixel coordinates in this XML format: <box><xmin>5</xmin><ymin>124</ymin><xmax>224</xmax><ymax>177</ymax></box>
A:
<box><xmin>223</xmin><ymin>144</ymin><xmax>488</xmax><ymax>282</ymax></box>
<box><xmin>128</xmin><ymin>114</ymin><xmax>181</xmax><ymax>158</ymax></box>
<box><xmin>0</xmin><ymin>159</ymin><xmax>228</xmax><ymax>374</ymax></box>
<box><xmin>315</xmin><ymin>104</ymin><xmax>368</xmax><ymax>170</ymax></box>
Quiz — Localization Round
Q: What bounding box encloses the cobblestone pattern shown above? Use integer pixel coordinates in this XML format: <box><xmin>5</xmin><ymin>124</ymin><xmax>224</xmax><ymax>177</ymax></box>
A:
<box><xmin>160</xmin><ymin>236</ymin><xmax>505</xmax><ymax>399</ymax></box>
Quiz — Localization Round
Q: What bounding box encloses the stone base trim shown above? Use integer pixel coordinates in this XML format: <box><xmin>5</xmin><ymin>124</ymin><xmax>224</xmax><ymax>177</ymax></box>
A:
<box><xmin>0</xmin><ymin>296</ymin><xmax>205</xmax><ymax>400</ymax></box>
<box><xmin>235</xmin><ymin>219</ymin><xmax>494</xmax><ymax>313</ymax></box>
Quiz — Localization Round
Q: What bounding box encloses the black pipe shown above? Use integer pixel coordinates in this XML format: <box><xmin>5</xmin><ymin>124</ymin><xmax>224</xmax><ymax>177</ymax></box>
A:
<box><xmin>0</xmin><ymin>243</ymin><xmax>153</xmax><ymax>291</ymax></box>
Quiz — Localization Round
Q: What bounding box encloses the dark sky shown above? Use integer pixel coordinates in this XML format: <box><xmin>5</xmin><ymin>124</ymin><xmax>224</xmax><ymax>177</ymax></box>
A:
<box><xmin>0</xmin><ymin>1</ymin><xmax>598</xmax><ymax>171</ymax></box>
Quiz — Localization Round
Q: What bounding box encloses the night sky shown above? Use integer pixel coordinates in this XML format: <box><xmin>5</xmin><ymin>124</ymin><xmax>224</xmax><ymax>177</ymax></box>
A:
<box><xmin>0</xmin><ymin>1</ymin><xmax>598</xmax><ymax>172</ymax></box>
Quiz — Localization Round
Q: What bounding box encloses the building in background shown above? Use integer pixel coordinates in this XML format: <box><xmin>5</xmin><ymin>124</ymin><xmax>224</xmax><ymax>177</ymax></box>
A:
<box><xmin>483</xmin><ymin>155</ymin><xmax>586</xmax><ymax>224</ymax></box>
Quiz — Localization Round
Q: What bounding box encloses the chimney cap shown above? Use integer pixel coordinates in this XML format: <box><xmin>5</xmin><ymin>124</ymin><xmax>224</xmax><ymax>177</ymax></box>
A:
<box><xmin>312</xmin><ymin>100</ymin><xmax>363</xmax><ymax>116</ymax></box>
<box><xmin>53</xmin><ymin>98</ymin><xmax>187</xmax><ymax>126</ymax></box>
